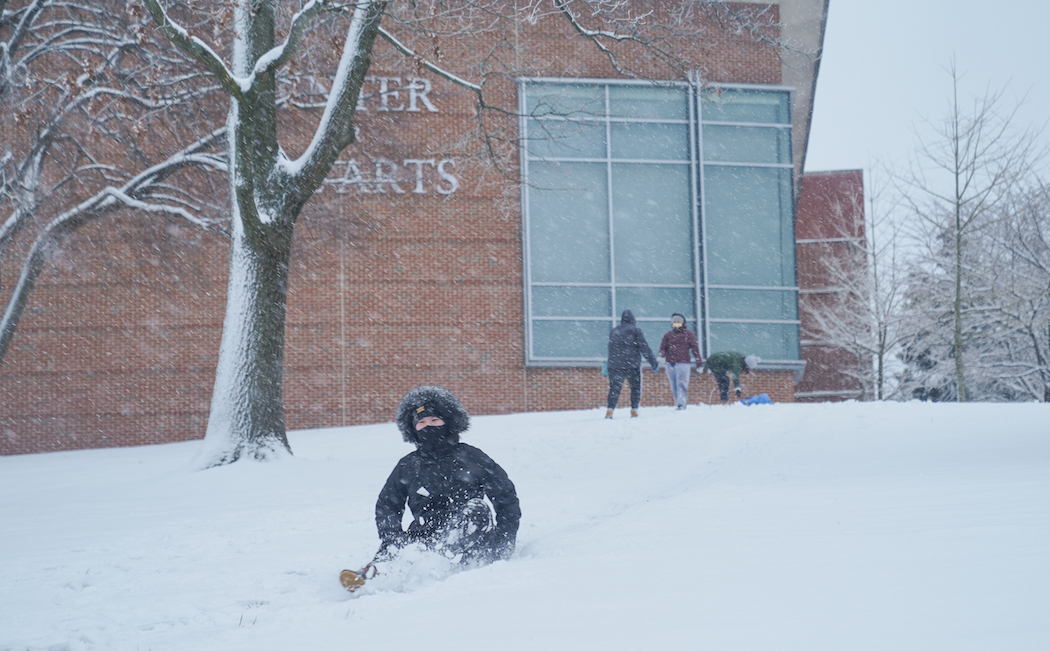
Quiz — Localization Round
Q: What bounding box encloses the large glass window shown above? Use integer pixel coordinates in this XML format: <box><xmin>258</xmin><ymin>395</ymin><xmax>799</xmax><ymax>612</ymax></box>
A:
<box><xmin>699</xmin><ymin>86</ymin><xmax>799</xmax><ymax>360</ymax></box>
<box><xmin>521</xmin><ymin>81</ymin><xmax>799</xmax><ymax>363</ymax></box>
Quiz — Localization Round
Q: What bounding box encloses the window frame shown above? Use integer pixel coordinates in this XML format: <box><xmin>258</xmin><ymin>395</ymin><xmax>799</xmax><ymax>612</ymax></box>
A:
<box><xmin>520</xmin><ymin>78</ymin><xmax>801</xmax><ymax>366</ymax></box>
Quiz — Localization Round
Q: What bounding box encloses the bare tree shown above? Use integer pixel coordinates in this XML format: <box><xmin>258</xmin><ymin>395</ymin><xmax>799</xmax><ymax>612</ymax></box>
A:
<box><xmin>0</xmin><ymin>0</ymin><xmax>227</xmax><ymax>364</ymax></box>
<box><xmin>137</xmin><ymin>0</ymin><xmax>786</xmax><ymax>466</ymax></box>
<box><xmin>798</xmin><ymin>174</ymin><xmax>872</xmax><ymax>399</ymax></box>
<box><xmin>865</xmin><ymin>172</ymin><xmax>914</xmax><ymax>400</ymax></box>
<box><xmin>143</xmin><ymin>0</ymin><xmax>390</xmax><ymax>466</ymax></box>
<box><xmin>897</xmin><ymin>183</ymin><xmax>1050</xmax><ymax>403</ymax></box>
<box><xmin>986</xmin><ymin>183</ymin><xmax>1050</xmax><ymax>401</ymax></box>
<box><xmin>896</xmin><ymin>60</ymin><xmax>1047</xmax><ymax>402</ymax></box>
<box><xmin>898</xmin><ymin>196</ymin><xmax>1025</xmax><ymax>402</ymax></box>
<box><xmin>800</xmin><ymin>168</ymin><xmax>912</xmax><ymax>400</ymax></box>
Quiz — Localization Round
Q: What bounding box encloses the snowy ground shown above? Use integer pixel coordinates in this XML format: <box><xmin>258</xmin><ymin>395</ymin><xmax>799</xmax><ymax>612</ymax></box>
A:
<box><xmin>1</xmin><ymin>401</ymin><xmax>1048</xmax><ymax>651</ymax></box>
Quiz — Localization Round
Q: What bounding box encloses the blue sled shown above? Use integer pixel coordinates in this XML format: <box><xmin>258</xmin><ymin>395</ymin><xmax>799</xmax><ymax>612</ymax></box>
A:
<box><xmin>740</xmin><ymin>393</ymin><xmax>771</xmax><ymax>406</ymax></box>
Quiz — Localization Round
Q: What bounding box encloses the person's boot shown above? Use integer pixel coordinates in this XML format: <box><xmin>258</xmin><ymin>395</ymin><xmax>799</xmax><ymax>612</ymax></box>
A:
<box><xmin>630</xmin><ymin>409</ymin><xmax>639</xmax><ymax>418</ymax></box>
<box><xmin>605</xmin><ymin>409</ymin><xmax>614</xmax><ymax>419</ymax></box>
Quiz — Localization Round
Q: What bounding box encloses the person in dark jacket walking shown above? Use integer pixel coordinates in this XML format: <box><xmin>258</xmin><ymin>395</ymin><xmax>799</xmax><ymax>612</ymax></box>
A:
<box><xmin>606</xmin><ymin>309</ymin><xmax>659</xmax><ymax>419</ymax></box>
<box><xmin>340</xmin><ymin>386</ymin><xmax>520</xmax><ymax>592</ymax></box>
<box><xmin>705</xmin><ymin>351</ymin><xmax>761</xmax><ymax>402</ymax></box>
<box><xmin>658</xmin><ymin>313</ymin><xmax>702</xmax><ymax>410</ymax></box>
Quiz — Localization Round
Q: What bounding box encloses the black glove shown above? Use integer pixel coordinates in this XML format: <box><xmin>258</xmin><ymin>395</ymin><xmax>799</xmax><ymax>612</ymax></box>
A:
<box><xmin>652</xmin><ymin>363</ymin><xmax>660</xmax><ymax>373</ymax></box>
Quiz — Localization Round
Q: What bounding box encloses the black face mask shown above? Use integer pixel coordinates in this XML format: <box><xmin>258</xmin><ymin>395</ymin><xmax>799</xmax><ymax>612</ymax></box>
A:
<box><xmin>415</xmin><ymin>424</ymin><xmax>453</xmax><ymax>451</ymax></box>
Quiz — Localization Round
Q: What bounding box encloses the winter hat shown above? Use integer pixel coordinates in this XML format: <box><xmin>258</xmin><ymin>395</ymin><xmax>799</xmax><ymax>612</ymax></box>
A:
<box><xmin>744</xmin><ymin>355</ymin><xmax>761</xmax><ymax>369</ymax></box>
<box><xmin>412</xmin><ymin>403</ymin><xmax>439</xmax><ymax>425</ymax></box>
<box><xmin>671</xmin><ymin>313</ymin><xmax>686</xmax><ymax>327</ymax></box>
<box><xmin>396</xmin><ymin>386</ymin><xmax>470</xmax><ymax>445</ymax></box>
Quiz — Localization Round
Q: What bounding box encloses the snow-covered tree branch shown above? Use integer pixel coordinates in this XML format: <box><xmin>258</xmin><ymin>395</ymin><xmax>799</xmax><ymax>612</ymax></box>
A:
<box><xmin>0</xmin><ymin>129</ymin><xmax>227</xmax><ymax>362</ymax></box>
<box><xmin>1</xmin><ymin>0</ymin><xmax>228</xmax><ymax>365</ymax></box>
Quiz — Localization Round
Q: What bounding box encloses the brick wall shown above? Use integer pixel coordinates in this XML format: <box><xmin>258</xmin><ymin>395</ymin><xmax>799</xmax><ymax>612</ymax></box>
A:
<box><xmin>795</xmin><ymin>170</ymin><xmax>867</xmax><ymax>401</ymax></box>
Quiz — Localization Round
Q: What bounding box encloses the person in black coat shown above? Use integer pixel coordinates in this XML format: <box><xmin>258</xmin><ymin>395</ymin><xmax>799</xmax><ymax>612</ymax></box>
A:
<box><xmin>375</xmin><ymin>386</ymin><xmax>520</xmax><ymax>564</ymax></box>
<box><xmin>341</xmin><ymin>386</ymin><xmax>520</xmax><ymax>592</ymax></box>
<box><xmin>606</xmin><ymin>309</ymin><xmax>659</xmax><ymax>418</ymax></box>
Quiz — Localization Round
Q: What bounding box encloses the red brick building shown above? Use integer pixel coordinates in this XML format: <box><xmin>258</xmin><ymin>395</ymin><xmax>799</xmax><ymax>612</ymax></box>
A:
<box><xmin>2</xmin><ymin>1</ymin><xmax>860</xmax><ymax>455</ymax></box>
<box><xmin>795</xmin><ymin>169</ymin><xmax>868</xmax><ymax>401</ymax></box>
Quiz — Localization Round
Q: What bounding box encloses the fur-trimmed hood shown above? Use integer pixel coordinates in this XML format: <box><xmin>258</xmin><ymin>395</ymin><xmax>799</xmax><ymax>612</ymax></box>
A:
<box><xmin>395</xmin><ymin>386</ymin><xmax>471</xmax><ymax>445</ymax></box>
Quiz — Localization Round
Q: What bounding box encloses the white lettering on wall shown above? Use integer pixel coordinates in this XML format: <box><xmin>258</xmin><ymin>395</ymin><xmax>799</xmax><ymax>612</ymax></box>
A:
<box><xmin>436</xmin><ymin>159</ymin><xmax>458</xmax><ymax>195</ymax></box>
<box><xmin>334</xmin><ymin>75</ymin><xmax>456</xmax><ymax>197</ymax></box>
<box><xmin>373</xmin><ymin>158</ymin><xmax>405</xmax><ymax>194</ymax></box>
<box><xmin>376</xmin><ymin>77</ymin><xmax>403</xmax><ymax>112</ymax></box>
<box><xmin>406</xmin><ymin>78</ymin><xmax>438</xmax><ymax>112</ymax></box>
<box><xmin>355</xmin><ymin>76</ymin><xmax>439</xmax><ymax>113</ymax></box>
<box><xmin>403</xmin><ymin>159</ymin><xmax>436</xmax><ymax>194</ymax></box>
<box><xmin>329</xmin><ymin>157</ymin><xmax>460</xmax><ymax>196</ymax></box>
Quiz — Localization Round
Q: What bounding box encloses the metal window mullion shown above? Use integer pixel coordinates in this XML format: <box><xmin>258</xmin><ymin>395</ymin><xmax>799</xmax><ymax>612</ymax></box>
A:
<box><xmin>523</xmin><ymin>76</ymin><xmax>693</xmax><ymax>88</ymax></box>
<box><xmin>708</xmin><ymin>318</ymin><xmax>802</xmax><ymax>325</ymax></box>
<box><xmin>605</xmin><ymin>83</ymin><xmax>616</xmax><ymax>327</ymax></box>
<box><xmin>700</xmin><ymin>81</ymin><xmax>796</xmax><ymax>92</ymax></box>
<box><xmin>702</xmin><ymin>161</ymin><xmax>794</xmax><ymax>169</ymax></box>
<box><xmin>606</xmin><ymin>159</ymin><xmax>690</xmax><ymax>165</ymax></box>
<box><xmin>707</xmin><ymin>285</ymin><xmax>800</xmax><ymax>291</ymax></box>
<box><xmin>534</xmin><ymin>157</ymin><xmax>690</xmax><ymax>165</ymax></box>
<box><xmin>614</xmin><ymin>283</ymin><xmax>695</xmax><ymax>288</ymax></box>
<box><xmin>532</xmin><ymin>316</ymin><xmax>620</xmax><ymax>321</ymax></box>
<box><xmin>695</xmin><ymin>80</ymin><xmax>712</xmax><ymax>357</ymax></box>
<box><xmin>782</xmin><ymin>96</ymin><xmax>799</xmax><ymax>340</ymax></box>
<box><xmin>519</xmin><ymin>79</ymin><xmax>535</xmax><ymax>362</ymax></box>
<box><xmin>532</xmin><ymin>282</ymin><xmax>694</xmax><ymax>288</ymax></box>
<box><xmin>687</xmin><ymin>77</ymin><xmax>703</xmax><ymax>357</ymax></box>
<box><xmin>533</xmin><ymin>115</ymin><xmax>690</xmax><ymax>125</ymax></box>
<box><xmin>700</xmin><ymin>120</ymin><xmax>792</xmax><ymax>128</ymax></box>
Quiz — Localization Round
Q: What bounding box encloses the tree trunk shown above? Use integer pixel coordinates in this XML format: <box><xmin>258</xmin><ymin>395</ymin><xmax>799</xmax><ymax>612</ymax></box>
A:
<box><xmin>179</xmin><ymin>0</ymin><xmax>385</xmax><ymax>466</ymax></box>
<box><xmin>953</xmin><ymin>213</ymin><xmax>968</xmax><ymax>402</ymax></box>
<box><xmin>195</xmin><ymin>218</ymin><xmax>294</xmax><ymax>467</ymax></box>
<box><xmin>1032</xmin><ymin>326</ymin><xmax>1050</xmax><ymax>403</ymax></box>
<box><xmin>876</xmin><ymin>324</ymin><xmax>886</xmax><ymax>401</ymax></box>
<box><xmin>193</xmin><ymin>4</ymin><xmax>293</xmax><ymax>467</ymax></box>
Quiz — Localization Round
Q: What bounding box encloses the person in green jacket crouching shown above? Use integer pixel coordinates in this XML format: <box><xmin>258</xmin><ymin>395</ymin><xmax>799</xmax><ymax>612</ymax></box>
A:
<box><xmin>704</xmin><ymin>351</ymin><xmax>760</xmax><ymax>402</ymax></box>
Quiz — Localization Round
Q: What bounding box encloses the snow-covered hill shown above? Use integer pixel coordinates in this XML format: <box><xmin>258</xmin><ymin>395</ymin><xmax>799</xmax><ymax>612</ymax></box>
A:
<box><xmin>2</xmin><ymin>401</ymin><xmax>1048</xmax><ymax>650</ymax></box>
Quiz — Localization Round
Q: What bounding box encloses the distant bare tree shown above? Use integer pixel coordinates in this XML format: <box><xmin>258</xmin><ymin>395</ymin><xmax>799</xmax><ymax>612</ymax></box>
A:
<box><xmin>800</xmin><ymin>168</ymin><xmax>911</xmax><ymax>400</ymax></box>
<box><xmin>896</xmin><ymin>60</ymin><xmax>1047</xmax><ymax>401</ymax></box>
<box><xmin>865</xmin><ymin>172</ymin><xmax>913</xmax><ymax>400</ymax></box>
<box><xmin>986</xmin><ymin>184</ymin><xmax>1050</xmax><ymax>401</ymax></box>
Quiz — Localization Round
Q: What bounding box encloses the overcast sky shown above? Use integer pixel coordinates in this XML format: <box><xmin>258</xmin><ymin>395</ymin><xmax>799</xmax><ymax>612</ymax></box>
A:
<box><xmin>804</xmin><ymin>0</ymin><xmax>1050</xmax><ymax>179</ymax></box>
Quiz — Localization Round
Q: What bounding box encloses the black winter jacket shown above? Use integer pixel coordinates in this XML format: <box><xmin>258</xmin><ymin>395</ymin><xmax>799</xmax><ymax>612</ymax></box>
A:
<box><xmin>375</xmin><ymin>442</ymin><xmax>521</xmax><ymax>561</ymax></box>
<box><xmin>607</xmin><ymin>310</ymin><xmax>658</xmax><ymax>371</ymax></box>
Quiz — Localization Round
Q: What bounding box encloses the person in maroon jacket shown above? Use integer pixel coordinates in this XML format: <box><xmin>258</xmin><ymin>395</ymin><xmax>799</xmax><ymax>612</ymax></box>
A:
<box><xmin>658</xmin><ymin>313</ymin><xmax>702</xmax><ymax>410</ymax></box>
